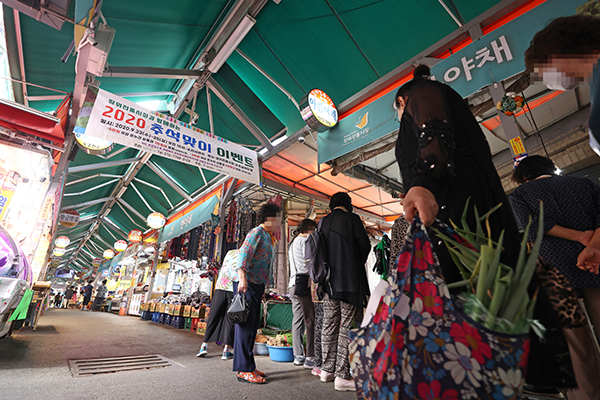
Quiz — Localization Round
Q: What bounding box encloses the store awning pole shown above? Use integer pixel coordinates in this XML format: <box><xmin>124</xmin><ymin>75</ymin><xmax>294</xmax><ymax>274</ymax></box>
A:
<box><xmin>145</xmin><ymin>244</ymin><xmax>160</xmax><ymax>303</ymax></box>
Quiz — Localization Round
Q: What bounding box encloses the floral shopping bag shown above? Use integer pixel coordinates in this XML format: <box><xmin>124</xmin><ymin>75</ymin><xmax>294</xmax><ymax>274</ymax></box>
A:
<box><xmin>349</xmin><ymin>217</ymin><xmax>529</xmax><ymax>400</ymax></box>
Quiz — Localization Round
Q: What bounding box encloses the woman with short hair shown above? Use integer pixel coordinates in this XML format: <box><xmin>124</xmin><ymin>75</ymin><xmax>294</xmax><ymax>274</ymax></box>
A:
<box><xmin>233</xmin><ymin>203</ymin><xmax>281</xmax><ymax>384</ymax></box>
<box><xmin>288</xmin><ymin>218</ymin><xmax>317</xmax><ymax>369</ymax></box>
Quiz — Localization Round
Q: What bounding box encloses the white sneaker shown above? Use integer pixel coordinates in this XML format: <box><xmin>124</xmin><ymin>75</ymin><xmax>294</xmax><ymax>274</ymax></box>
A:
<box><xmin>293</xmin><ymin>355</ymin><xmax>305</xmax><ymax>366</ymax></box>
<box><xmin>320</xmin><ymin>370</ymin><xmax>335</xmax><ymax>382</ymax></box>
<box><xmin>334</xmin><ymin>377</ymin><xmax>356</xmax><ymax>392</ymax></box>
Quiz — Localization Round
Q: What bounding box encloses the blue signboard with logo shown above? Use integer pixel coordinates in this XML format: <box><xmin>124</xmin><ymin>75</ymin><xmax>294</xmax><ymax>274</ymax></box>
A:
<box><xmin>158</xmin><ymin>195</ymin><xmax>219</xmax><ymax>243</ymax></box>
<box><xmin>318</xmin><ymin>0</ymin><xmax>585</xmax><ymax>164</ymax></box>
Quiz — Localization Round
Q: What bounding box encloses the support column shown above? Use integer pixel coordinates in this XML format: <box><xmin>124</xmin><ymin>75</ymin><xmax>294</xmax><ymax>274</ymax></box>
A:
<box><xmin>144</xmin><ymin>245</ymin><xmax>160</xmax><ymax>303</ymax></box>
<box><xmin>488</xmin><ymin>82</ymin><xmax>527</xmax><ymax>159</ymax></box>
<box><xmin>275</xmin><ymin>200</ymin><xmax>288</xmax><ymax>293</ymax></box>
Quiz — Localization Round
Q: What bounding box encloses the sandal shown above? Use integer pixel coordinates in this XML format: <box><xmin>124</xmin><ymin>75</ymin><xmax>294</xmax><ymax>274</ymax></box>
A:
<box><xmin>255</xmin><ymin>370</ymin><xmax>266</xmax><ymax>377</ymax></box>
<box><xmin>237</xmin><ymin>371</ymin><xmax>266</xmax><ymax>384</ymax></box>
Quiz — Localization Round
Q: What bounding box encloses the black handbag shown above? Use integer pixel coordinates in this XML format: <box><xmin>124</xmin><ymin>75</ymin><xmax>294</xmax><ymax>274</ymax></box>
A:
<box><xmin>226</xmin><ymin>292</ymin><xmax>249</xmax><ymax>324</ymax></box>
<box><xmin>291</xmin><ymin>239</ymin><xmax>310</xmax><ymax>296</ymax></box>
<box><xmin>294</xmin><ymin>274</ymin><xmax>310</xmax><ymax>296</ymax></box>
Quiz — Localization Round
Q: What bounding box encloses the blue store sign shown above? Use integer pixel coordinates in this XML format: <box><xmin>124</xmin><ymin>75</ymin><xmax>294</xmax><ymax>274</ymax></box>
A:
<box><xmin>318</xmin><ymin>0</ymin><xmax>586</xmax><ymax>164</ymax></box>
<box><xmin>158</xmin><ymin>195</ymin><xmax>219</xmax><ymax>243</ymax></box>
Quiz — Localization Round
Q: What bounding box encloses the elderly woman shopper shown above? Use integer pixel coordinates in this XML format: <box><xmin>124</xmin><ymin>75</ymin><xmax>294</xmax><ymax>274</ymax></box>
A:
<box><xmin>394</xmin><ymin>64</ymin><xmax>521</xmax><ymax>285</ymax></box>
<box><xmin>234</xmin><ymin>203</ymin><xmax>281</xmax><ymax>385</ymax></box>
<box><xmin>319</xmin><ymin>192</ymin><xmax>370</xmax><ymax>392</ymax></box>
<box><xmin>197</xmin><ymin>249</ymin><xmax>239</xmax><ymax>360</ymax></box>
<box><xmin>510</xmin><ymin>155</ymin><xmax>600</xmax><ymax>400</ymax></box>
<box><xmin>288</xmin><ymin>218</ymin><xmax>317</xmax><ymax>369</ymax></box>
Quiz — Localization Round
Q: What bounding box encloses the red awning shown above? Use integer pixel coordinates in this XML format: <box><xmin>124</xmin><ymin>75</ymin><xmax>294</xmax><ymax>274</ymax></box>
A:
<box><xmin>0</xmin><ymin>96</ymin><xmax>68</xmax><ymax>144</ymax></box>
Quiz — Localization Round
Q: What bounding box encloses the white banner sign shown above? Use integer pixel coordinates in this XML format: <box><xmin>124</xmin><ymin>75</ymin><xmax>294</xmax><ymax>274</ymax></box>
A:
<box><xmin>75</xmin><ymin>87</ymin><xmax>261</xmax><ymax>184</ymax></box>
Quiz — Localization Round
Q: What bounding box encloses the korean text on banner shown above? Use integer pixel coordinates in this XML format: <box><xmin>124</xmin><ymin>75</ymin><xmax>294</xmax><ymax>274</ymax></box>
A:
<box><xmin>317</xmin><ymin>0</ymin><xmax>586</xmax><ymax>164</ymax></box>
<box><xmin>75</xmin><ymin>87</ymin><xmax>261</xmax><ymax>185</ymax></box>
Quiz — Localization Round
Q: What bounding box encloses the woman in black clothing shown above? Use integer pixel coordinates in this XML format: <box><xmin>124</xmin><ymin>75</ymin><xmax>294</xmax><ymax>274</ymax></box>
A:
<box><xmin>510</xmin><ymin>155</ymin><xmax>600</xmax><ymax>399</ymax></box>
<box><xmin>394</xmin><ymin>65</ymin><xmax>521</xmax><ymax>284</ymax></box>
<box><xmin>318</xmin><ymin>192</ymin><xmax>371</xmax><ymax>392</ymax></box>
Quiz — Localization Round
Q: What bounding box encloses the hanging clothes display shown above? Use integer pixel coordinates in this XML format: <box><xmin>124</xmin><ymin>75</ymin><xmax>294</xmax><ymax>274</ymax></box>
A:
<box><xmin>234</xmin><ymin>197</ymin><xmax>253</xmax><ymax>243</ymax></box>
<box><xmin>390</xmin><ymin>215</ymin><xmax>410</xmax><ymax>265</ymax></box>
<box><xmin>225</xmin><ymin>200</ymin><xmax>237</xmax><ymax>243</ymax></box>
<box><xmin>169</xmin><ymin>236</ymin><xmax>183</xmax><ymax>258</ymax></box>
<box><xmin>199</xmin><ymin>220</ymin><xmax>213</xmax><ymax>257</ymax></box>
<box><xmin>237</xmin><ymin>212</ymin><xmax>255</xmax><ymax>247</ymax></box>
<box><xmin>186</xmin><ymin>226</ymin><xmax>202</xmax><ymax>260</ymax></box>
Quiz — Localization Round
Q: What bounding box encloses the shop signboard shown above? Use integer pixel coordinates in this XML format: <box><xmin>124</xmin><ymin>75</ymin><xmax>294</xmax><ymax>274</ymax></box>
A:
<box><xmin>59</xmin><ymin>209</ymin><xmax>80</xmax><ymax>228</ymax></box>
<box><xmin>300</xmin><ymin>89</ymin><xmax>338</xmax><ymax>132</ymax></box>
<box><xmin>317</xmin><ymin>0</ymin><xmax>586</xmax><ymax>164</ymax></box>
<box><xmin>158</xmin><ymin>195</ymin><xmax>219</xmax><ymax>243</ymax></box>
<box><xmin>75</xmin><ymin>87</ymin><xmax>261</xmax><ymax>185</ymax></box>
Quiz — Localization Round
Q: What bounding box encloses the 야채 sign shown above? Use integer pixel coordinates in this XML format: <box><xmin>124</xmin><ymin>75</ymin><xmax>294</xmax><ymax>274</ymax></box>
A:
<box><xmin>318</xmin><ymin>0</ymin><xmax>587</xmax><ymax>164</ymax></box>
<box><xmin>75</xmin><ymin>87</ymin><xmax>261</xmax><ymax>185</ymax></box>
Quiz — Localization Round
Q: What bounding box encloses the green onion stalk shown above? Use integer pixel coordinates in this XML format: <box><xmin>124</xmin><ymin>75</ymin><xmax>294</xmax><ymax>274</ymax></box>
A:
<box><xmin>432</xmin><ymin>200</ymin><xmax>545</xmax><ymax>335</ymax></box>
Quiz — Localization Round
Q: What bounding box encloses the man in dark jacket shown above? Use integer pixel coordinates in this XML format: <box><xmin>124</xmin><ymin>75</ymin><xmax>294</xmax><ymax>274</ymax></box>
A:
<box><xmin>318</xmin><ymin>192</ymin><xmax>371</xmax><ymax>392</ymax></box>
<box><xmin>82</xmin><ymin>280</ymin><xmax>93</xmax><ymax>311</ymax></box>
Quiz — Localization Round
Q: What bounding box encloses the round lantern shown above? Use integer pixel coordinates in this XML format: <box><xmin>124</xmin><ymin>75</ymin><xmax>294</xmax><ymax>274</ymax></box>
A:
<box><xmin>53</xmin><ymin>247</ymin><xmax>66</xmax><ymax>257</ymax></box>
<box><xmin>103</xmin><ymin>249</ymin><xmax>115</xmax><ymax>259</ymax></box>
<box><xmin>55</xmin><ymin>236</ymin><xmax>70</xmax><ymax>248</ymax></box>
<box><xmin>128</xmin><ymin>229</ymin><xmax>142</xmax><ymax>243</ymax></box>
<box><xmin>114</xmin><ymin>240</ymin><xmax>128</xmax><ymax>252</ymax></box>
<box><xmin>92</xmin><ymin>258</ymin><xmax>102</xmax><ymax>267</ymax></box>
<box><xmin>58</xmin><ymin>209</ymin><xmax>80</xmax><ymax>228</ymax></box>
<box><xmin>147</xmin><ymin>212</ymin><xmax>166</xmax><ymax>229</ymax></box>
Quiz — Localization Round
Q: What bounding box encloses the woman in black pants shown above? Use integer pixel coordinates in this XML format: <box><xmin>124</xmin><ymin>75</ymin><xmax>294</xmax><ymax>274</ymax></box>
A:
<box><xmin>197</xmin><ymin>249</ymin><xmax>239</xmax><ymax>359</ymax></box>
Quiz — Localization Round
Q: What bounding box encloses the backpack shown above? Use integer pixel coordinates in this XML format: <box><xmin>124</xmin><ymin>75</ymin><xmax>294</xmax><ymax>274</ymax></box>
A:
<box><xmin>305</xmin><ymin>218</ymin><xmax>330</xmax><ymax>286</ymax></box>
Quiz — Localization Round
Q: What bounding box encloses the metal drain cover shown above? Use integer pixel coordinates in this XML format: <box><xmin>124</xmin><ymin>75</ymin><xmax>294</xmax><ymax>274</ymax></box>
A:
<box><xmin>69</xmin><ymin>354</ymin><xmax>172</xmax><ymax>377</ymax></box>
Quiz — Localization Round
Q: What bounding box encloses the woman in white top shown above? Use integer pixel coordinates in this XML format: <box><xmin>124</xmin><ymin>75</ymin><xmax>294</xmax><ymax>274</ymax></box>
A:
<box><xmin>197</xmin><ymin>249</ymin><xmax>239</xmax><ymax>359</ymax></box>
<box><xmin>288</xmin><ymin>218</ymin><xmax>317</xmax><ymax>369</ymax></box>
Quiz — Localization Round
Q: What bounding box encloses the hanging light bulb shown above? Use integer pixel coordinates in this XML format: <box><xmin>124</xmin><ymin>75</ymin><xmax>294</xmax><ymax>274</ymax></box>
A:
<box><xmin>147</xmin><ymin>212</ymin><xmax>166</xmax><ymax>229</ymax></box>
<box><xmin>103</xmin><ymin>249</ymin><xmax>115</xmax><ymax>259</ymax></box>
<box><xmin>128</xmin><ymin>229</ymin><xmax>142</xmax><ymax>243</ymax></box>
<box><xmin>55</xmin><ymin>236</ymin><xmax>70</xmax><ymax>248</ymax></box>
<box><xmin>114</xmin><ymin>240</ymin><xmax>128</xmax><ymax>252</ymax></box>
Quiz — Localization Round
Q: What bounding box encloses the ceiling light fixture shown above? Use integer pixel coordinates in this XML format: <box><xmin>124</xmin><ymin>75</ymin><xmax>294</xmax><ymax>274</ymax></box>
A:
<box><xmin>208</xmin><ymin>14</ymin><xmax>256</xmax><ymax>74</ymax></box>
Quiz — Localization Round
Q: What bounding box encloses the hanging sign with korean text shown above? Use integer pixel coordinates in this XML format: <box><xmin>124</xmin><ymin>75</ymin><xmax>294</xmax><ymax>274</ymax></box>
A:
<box><xmin>75</xmin><ymin>87</ymin><xmax>261</xmax><ymax>185</ymax></box>
<box><xmin>318</xmin><ymin>0</ymin><xmax>586</xmax><ymax>164</ymax></box>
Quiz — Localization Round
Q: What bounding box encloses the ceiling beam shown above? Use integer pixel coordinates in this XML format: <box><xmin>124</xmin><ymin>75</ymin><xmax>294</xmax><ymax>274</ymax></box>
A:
<box><xmin>102</xmin><ymin>66</ymin><xmax>203</xmax><ymax>79</ymax></box>
<box><xmin>64</xmin><ymin>178</ymin><xmax>120</xmax><ymax>196</ymax></box>
<box><xmin>146</xmin><ymin>161</ymin><xmax>192</xmax><ymax>202</ymax></box>
<box><xmin>29</xmin><ymin>92</ymin><xmax>175</xmax><ymax>102</ymax></box>
<box><xmin>336</xmin><ymin>0</ymin><xmax>531</xmax><ymax>115</ymax></box>
<box><xmin>67</xmin><ymin>157</ymin><xmax>142</xmax><ymax>173</ymax></box>
<box><xmin>61</xmin><ymin>197</ymin><xmax>114</xmax><ymax>211</ymax></box>
<box><xmin>116</xmin><ymin>199</ymin><xmax>147</xmax><ymax>223</ymax></box>
<box><xmin>206</xmin><ymin>77</ymin><xmax>273</xmax><ymax>150</ymax></box>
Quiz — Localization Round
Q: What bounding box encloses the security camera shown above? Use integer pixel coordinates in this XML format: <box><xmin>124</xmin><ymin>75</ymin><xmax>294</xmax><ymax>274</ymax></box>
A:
<box><xmin>298</xmin><ymin>135</ymin><xmax>306</xmax><ymax>144</ymax></box>
<box><xmin>86</xmin><ymin>36</ymin><xmax>98</xmax><ymax>47</ymax></box>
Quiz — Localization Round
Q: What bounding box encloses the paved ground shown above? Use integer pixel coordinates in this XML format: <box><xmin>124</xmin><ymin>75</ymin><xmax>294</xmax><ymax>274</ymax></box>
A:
<box><xmin>0</xmin><ymin>309</ymin><xmax>357</xmax><ymax>400</ymax></box>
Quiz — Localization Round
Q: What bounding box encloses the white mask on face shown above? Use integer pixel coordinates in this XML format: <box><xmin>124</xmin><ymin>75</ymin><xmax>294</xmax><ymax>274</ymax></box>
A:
<box><xmin>542</xmin><ymin>71</ymin><xmax>578</xmax><ymax>91</ymax></box>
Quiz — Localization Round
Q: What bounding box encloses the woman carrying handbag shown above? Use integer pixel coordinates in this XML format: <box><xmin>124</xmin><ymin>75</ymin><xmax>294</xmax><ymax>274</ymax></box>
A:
<box><xmin>288</xmin><ymin>218</ymin><xmax>317</xmax><ymax>369</ymax></box>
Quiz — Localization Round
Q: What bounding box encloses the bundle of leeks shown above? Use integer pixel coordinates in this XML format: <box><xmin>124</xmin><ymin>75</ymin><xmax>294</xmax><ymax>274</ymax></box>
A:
<box><xmin>432</xmin><ymin>200</ymin><xmax>545</xmax><ymax>336</ymax></box>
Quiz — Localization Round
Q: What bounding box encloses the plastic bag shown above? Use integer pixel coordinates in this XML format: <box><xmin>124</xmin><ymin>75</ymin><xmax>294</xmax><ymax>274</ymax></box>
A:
<box><xmin>227</xmin><ymin>292</ymin><xmax>248</xmax><ymax>325</ymax></box>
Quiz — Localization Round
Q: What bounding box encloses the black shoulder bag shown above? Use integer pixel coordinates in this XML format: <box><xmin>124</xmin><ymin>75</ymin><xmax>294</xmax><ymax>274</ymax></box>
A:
<box><xmin>292</xmin><ymin>239</ymin><xmax>310</xmax><ymax>296</ymax></box>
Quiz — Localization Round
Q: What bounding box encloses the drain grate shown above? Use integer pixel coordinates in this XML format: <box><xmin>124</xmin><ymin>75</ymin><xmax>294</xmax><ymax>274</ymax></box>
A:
<box><xmin>68</xmin><ymin>354</ymin><xmax>172</xmax><ymax>377</ymax></box>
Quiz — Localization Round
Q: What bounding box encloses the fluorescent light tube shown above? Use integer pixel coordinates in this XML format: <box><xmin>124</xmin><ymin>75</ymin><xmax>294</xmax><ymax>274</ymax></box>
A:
<box><xmin>208</xmin><ymin>14</ymin><xmax>256</xmax><ymax>73</ymax></box>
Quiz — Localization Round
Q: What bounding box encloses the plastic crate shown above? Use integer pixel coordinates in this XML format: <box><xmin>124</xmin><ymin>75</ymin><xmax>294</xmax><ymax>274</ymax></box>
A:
<box><xmin>191</xmin><ymin>318</ymin><xmax>199</xmax><ymax>332</ymax></box>
<box><xmin>171</xmin><ymin>316</ymin><xmax>185</xmax><ymax>329</ymax></box>
<box><xmin>184</xmin><ymin>317</ymin><xmax>192</xmax><ymax>331</ymax></box>
<box><xmin>151</xmin><ymin>312</ymin><xmax>160</xmax><ymax>323</ymax></box>
<box><xmin>158</xmin><ymin>313</ymin><xmax>166</xmax><ymax>324</ymax></box>
<box><xmin>164</xmin><ymin>314</ymin><xmax>172</xmax><ymax>326</ymax></box>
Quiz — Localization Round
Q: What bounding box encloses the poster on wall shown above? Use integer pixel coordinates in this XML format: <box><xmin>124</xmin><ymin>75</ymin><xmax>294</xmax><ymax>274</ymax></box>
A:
<box><xmin>75</xmin><ymin>87</ymin><xmax>261</xmax><ymax>185</ymax></box>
